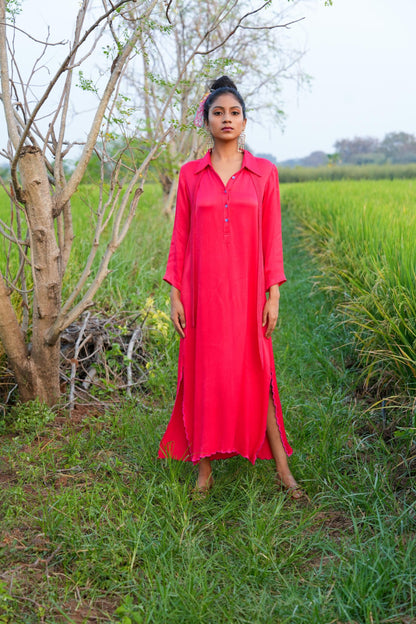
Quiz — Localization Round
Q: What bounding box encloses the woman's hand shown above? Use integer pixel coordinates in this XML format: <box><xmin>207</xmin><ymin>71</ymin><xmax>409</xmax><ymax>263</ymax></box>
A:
<box><xmin>262</xmin><ymin>285</ymin><xmax>280</xmax><ymax>339</ymax></box>
<box><xmin>170</xmin><ymin>287</ymin><xmax>186</xmax><ymax>338</ymax></box>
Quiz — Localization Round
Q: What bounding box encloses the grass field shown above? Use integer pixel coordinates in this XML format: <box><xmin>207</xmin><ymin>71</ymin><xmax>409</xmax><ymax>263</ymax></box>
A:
<box><xmin>0</xmin><ymin>181</ymin><xmax>415</xmax><ymax>623</ymax></box>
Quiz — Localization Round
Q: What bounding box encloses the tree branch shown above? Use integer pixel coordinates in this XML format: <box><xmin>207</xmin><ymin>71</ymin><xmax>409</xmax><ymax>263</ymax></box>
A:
<box><xmin>54</xmin><ymin>0</ymin><xmax>90</xmax><ymax>188</ymax></box>
<box><xmin>0</xmin><ymin>1</ymin><xmax>21</xmax><ymax>150</ymax></box>
<box><xmin>0</xmin><ymin>20</ymin><xmax>67</xmax><ymax>46</ymax></box>
<box><xmin>54</xmin><ymin>0</ymin><xmax>159</xmax><ymax>211</ymax></box>
<box><xmin>165</xmin><ymin>0</ymin><xmax>173</xmax><ymax>24</ymax></box>
<box><xmin>46</xmin><ymin>123</ymin><xmax>172</xmax><ymax>343</ymax></box>
<box><xmin>195</xmin><ymin>2</ymin><xmax>287</xmax><ymax>56</ymax></box>
<box><xmin>0</xmin><ymin>271</ymin><xmax>29</xmax><ymax>368</ymax></box>
<box><xmin>9</xmin><ymin>0</ymin><xmax>139</xmax><ymax>189</ymax></box>
<box><xmin>240</xmin><ymin>17</ymin><xmax>305</xmax><ymax>30</ymax></box>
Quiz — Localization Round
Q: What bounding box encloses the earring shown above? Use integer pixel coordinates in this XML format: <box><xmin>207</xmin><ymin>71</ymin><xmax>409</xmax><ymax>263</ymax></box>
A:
<box><xmin>238</xmin><ymin>132</ymin><xmax>246</xmax><ymax>153</ymax></box>
<box><xmin>206</xmin><ymin>133</ymin><xmax>214</xmax><ymax>151</ymax></box>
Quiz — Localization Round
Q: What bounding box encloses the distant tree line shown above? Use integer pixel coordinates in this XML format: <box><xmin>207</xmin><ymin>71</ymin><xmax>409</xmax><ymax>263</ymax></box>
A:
<box><xmin>277</xmin><ymin>131</ymin><xmax>416</xmax><ymax>168</ymax></box>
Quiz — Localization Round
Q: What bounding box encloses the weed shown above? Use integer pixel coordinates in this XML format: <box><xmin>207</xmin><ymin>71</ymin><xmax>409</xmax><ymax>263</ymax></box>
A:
<box><xmin>0</xmin><ymin>581</ymin><xmax>15</xmax><ymax>623</ymax></box>
<box><xmin>114</xmin><ymin>596</ymin><xmax>145</xmax><ymax>623</ymax></box>
<box><xmin>3</xmin><ymin>397</ymin><xmax>55</xmax><ymax>434</ymax></box>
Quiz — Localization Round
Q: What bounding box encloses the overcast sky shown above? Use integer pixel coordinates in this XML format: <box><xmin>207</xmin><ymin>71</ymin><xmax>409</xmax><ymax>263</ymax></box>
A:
<box><xmin>247</xmin><ymin>0</ymin><xmax>416</xmax><ymax>160</ymax></box>
<box><xmin>1</xmin><ymin>0</ymin><xmax>415</xmax><ymax>163</ymax></box>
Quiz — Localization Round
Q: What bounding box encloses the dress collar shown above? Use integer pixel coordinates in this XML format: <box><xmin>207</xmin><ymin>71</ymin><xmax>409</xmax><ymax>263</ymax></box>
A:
<box><xmin>193</xmin><ymin>149</ymin><xmax>263</xmax><ymax>176</ymax></box>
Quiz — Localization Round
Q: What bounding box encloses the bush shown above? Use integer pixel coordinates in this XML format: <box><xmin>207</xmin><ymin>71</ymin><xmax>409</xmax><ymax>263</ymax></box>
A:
<box><xmin>4</xmin><ymin>398</ymin><xmax>55</xmax><ymax>434</ymax></box>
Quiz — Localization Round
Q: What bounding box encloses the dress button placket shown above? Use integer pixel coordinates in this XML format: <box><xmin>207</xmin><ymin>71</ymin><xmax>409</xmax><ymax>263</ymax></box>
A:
<box><xmin>223</xmin><ymin>173</ymin><xmax>238</xmax><ymax>239</ymax></box>
<box><xmin>224</xmin><ymin>187</ymin><xmax>230</xmax><ymax>239</ymax></box>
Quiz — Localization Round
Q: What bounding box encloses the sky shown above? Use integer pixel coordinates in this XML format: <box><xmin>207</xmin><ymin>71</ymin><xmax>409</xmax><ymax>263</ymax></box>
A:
<box><xmin>1</xmin><ymin>0</ymin><xmax>416</xmax><ymax>163</ymax></box>
<box><xmin>247</xmin><ymin>0</ymin><xmax>416</xmax><ymax>160</ymax></box>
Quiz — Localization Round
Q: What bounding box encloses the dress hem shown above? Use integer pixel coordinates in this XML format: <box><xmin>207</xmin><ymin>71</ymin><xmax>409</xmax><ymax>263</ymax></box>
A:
<box><xmin>158</xmin><ymin>367</ymin><xmax>293</xmax><ymax>463</ymax></box>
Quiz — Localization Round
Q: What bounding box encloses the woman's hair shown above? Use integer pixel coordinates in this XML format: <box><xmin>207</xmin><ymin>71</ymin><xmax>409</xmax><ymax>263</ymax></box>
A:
<box><xmin>203</xmin><ymin>76</ymin><xmax>246</xmax><ymax>123</ymax></box>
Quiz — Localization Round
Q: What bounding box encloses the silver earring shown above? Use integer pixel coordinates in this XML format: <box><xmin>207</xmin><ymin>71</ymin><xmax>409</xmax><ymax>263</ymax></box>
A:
<box><xmin>238</xmin><ymin>132</ymin><xmax>246</xmax><ymax>153</ymax></box>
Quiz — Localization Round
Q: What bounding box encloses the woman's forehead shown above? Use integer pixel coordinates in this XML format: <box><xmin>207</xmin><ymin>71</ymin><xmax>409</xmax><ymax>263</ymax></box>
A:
<box><xmin>210</xmin><ymin>93</ymin><xmax>242</xmax><ymax>109</ymax></box>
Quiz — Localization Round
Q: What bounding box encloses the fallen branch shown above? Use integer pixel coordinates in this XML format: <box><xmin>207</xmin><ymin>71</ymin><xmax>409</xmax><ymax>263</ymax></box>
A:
<box><xmin>69</xmin><ymin>311</ymin><xmax>90</xmax><ymax>413</ymax></box>
<box><xmin>126</xmin><ymin>327</ymin><xmax>142</xmax><ymax>396</ymax></box>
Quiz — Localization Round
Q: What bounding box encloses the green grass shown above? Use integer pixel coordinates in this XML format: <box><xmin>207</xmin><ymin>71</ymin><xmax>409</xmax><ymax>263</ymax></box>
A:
<box><xmin>1</xmin><ymin>198</ymin><xmax>415</xmax><ymax>623</ymax></box>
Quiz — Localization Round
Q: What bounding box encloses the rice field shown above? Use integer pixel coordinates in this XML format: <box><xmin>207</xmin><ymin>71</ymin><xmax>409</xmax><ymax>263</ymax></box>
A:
<box><xmin>278</xmin><ymin>162</ymin><xmax>416</xmax><ymax>183</ymax></box>
<box><xmin>281</xmin><ymin>179</ymin><xmax>416</xmax><ymax>410</ymax></box>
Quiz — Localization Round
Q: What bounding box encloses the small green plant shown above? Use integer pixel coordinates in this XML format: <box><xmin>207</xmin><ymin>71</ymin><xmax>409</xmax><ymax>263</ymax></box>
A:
<box><xmin>0</xmin><ymin>581</ymin><xmax>15</xmax><ymax>623</ymax></box>
<box><xmin>113</xmin><ymin>597</ymin><xmax>144</xmax><ymax>623</ymax></box>
<box><xmin>142</xmin><ymin>296</ymin><xmax>171</xmax><ymax>345</ymax></box>
<box><xmin>7</xmin><ymin>397</ymin><xmax>55</xmax><ymax>433</ymax></box>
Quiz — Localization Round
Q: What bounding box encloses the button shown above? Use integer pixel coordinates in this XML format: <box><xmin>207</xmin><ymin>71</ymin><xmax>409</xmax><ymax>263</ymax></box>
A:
<box><xmin>232</xmin><ymin>175</ymin><xmax>235</xmax><ymax>179</ymax></box>
<box><xmin>225</xmin><ymin>218</ymin><xmax>229</xmax><ymax>222</ymax></box>
<box><xmin>225</xmin><ymin>204</ymin><xmax>228</xmax><ymax>207</ymax></box>
<box><xmin>224</xmin><ymin>190</ymin><xmax>227</xmax><ymax>193</ymax></box>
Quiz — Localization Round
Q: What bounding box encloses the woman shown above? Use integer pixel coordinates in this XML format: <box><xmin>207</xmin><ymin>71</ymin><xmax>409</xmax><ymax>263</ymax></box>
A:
<box><xmin>158</xmin><ymin>76</ymin><xmax>302</xmax><ymax>498</ymax></box>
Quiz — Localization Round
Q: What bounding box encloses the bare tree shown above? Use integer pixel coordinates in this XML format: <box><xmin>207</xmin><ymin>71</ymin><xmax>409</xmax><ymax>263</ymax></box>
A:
<box><xmin>126</xmin><ymin>0</ymin><xmax>307</xmax><ymax>212</ymax></box>
<box><xmin>0</xmin><ymin>0</ymin><xmax>302</xmax><ymax>405</ymax></box>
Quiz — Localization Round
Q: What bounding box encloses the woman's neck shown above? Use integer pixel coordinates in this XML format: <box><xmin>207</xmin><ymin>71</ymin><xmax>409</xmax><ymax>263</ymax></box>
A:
<box><xmin>211</xmin><ymin>140</ymin><xmax>242</xmax><ymax>162</ymax></box>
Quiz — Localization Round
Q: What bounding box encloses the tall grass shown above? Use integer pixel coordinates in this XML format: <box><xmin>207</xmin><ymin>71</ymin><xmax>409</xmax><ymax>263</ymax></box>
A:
<box><xmin>281</xmin><ymin>179</ymin><xmax>416</xmax><ymax>408</ymax></box>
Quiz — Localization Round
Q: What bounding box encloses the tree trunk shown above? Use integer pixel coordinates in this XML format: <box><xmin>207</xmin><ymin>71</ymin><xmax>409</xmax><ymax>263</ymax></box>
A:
<box><xmin>160</xmin><ymin>172</ymin><xmax>172</xmax><ymax>199</ymax></box>
<box><xmin>30</xmin><ymin>340</ymin><xmax>61</xmax><ymax>406</ymax></box>
<box><xmin>163</xmin><ymin>176</ymin><xmax>178</xmax><ymax>216</ymax></box>
<box><xmin>18</xmin><ymin>146</ymin><xmax>62</xmax><ymax>405</ymax></box>
<box><xmin>0</xmin><ymin>274</ymin><xmax>35</xmax><ymax>402</ymax></box>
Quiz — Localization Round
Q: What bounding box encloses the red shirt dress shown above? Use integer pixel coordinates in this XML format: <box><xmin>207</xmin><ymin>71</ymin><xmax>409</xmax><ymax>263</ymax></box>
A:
<box><xmin>158</xmin><ymin>150</ymin><xmax>293</xmax><ymax>464</ymax></box>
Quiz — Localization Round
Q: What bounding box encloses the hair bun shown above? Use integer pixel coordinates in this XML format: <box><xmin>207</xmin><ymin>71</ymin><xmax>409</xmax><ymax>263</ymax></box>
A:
<box><xmin>210</xmin><ymin>75</ymin><xmax>238</xmax><ymax>92</ymax></box>
<box><xmin>202</xmin><ymin>74</ymin><xmax>246</xmax><ymax>124</ymax></box>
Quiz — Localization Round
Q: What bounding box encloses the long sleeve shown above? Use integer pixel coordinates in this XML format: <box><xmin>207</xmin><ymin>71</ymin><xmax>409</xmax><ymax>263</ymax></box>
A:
<box><xmin>262</xmin><ymin>165</ymin><xmax>286</xmax><ymax>290</ymax></box>
<box><xmin>163</xmin><ymin>168</ymin><xmax>191</xmax><ymax>291</ymax></box>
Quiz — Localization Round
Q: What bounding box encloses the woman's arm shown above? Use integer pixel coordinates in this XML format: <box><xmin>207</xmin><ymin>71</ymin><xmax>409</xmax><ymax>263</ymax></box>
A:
<box><xmin>262</xmin><ymin>166</ymin><xmax>286</xmax><ymax>290</ymax></box>
<box><xmin>164</xmin><ymin>168</ymin><xmax>191</xmax><ymax>338</ymax></box>
<box><xmin>261</xmin><ymin>165</ymin><xmax>285</xmax><ymax>338</ymax></box>
<box><xmin>164</xmin><ymin>168</ymin><xmax>191</xmax><ymax>292</ymax></box>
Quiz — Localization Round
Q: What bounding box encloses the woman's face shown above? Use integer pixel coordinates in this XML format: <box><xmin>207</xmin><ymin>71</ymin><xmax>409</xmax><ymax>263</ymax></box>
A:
<box><xmin>205</xmin><ymin>93</ymin><xmax>247</xmax><ymax>143</ymax></box>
